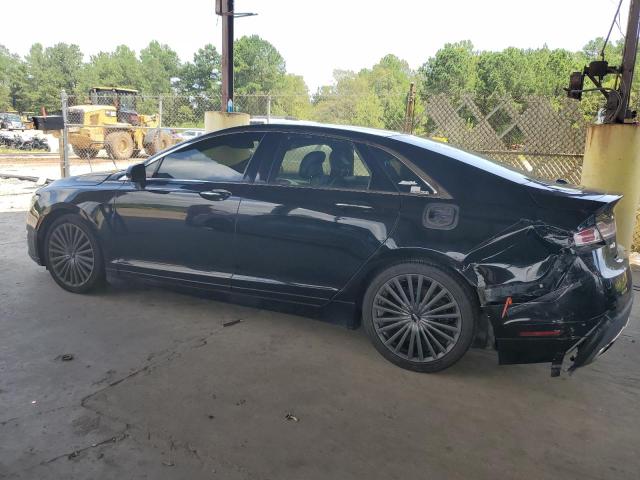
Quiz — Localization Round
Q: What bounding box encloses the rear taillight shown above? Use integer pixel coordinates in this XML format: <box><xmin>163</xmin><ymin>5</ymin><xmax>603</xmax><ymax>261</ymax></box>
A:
<box><xmin>573</xmin><ymin>211</ymin><xmax>616</xmax><ymax>247</ymax></box>
<box><xmin>596</xmin><ymin>213</ymin><xmax>616</xmax><ymax>241</ymax></box>
<box><xmin>573</xmin><ymin>226</ymin><xmax>602</xmax><ymax>246</ymax></box>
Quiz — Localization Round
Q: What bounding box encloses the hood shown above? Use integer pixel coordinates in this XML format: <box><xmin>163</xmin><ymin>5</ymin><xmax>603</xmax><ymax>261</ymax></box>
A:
<box><xmin>51</xmin><ymin>171</ymin><xmax>115</xmax><ymax>187</ymax></box>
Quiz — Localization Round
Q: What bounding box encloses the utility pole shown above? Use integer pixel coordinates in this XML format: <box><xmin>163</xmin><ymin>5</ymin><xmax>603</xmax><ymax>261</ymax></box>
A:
<box><xmin>60</xmin><ymin>90</ymin><xmax>70</xmax><ymax>178</ymax></box>
<box><xmin>220</xmin><ymin>0</ymin><xmax>234</xmax><ymax>112</ymax></box>
<box><xmin>207</xmin><ymin>1</ymin><xmax>255</xmax><ymax>132</ymax></box>
<box><xmin>403</xmin><ymin>83</ymin><xmax>416</xmax><ymax>134</ymax></box>
<box><xmin>616</xmin><ymin>0</ymin><xmax>640</xmax><ymax>122</ymax></box>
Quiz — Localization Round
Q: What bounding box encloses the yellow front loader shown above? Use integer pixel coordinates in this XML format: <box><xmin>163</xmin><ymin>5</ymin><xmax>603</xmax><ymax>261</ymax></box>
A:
<box><xmin>66</xmin><ymin>87</ymin><xmax>176</xmax><ymax>159</ymax></box>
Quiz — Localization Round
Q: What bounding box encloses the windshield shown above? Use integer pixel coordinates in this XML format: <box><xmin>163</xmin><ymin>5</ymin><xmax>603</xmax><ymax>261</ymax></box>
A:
<box><xmin>7</xmin><ymin>114</ymin><xmax>20</xmax><ymax>122</ymax></box>
<box><xmin>90</xmin><ymin>91</ymin><xmax>137</xmax><ymax>111</ymax></box>
<box><xmin>119</xmin><ymin>94</ymin><xmax>136</xmax><ymax>111</ymax></box>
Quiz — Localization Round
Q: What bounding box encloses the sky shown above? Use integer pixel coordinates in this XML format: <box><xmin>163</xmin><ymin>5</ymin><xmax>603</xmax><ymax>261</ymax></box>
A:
<box><xmin>2</xmin><ymin>0</ymin><xmax>630</xmax><ymax>92</ymax></box>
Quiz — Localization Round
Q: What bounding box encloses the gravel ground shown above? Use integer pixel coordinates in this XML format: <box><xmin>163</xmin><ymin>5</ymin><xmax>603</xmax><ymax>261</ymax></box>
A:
<box><xmin>0</xmin><ymin>178</ymin><xmax>39</xmax><ymax>212</ymax></box>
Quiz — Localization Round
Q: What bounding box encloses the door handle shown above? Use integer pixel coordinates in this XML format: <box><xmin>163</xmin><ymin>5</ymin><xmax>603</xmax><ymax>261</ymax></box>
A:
<box><xmin>335</xmin><ymin>203</ymin><xmax>373</xmax><ymax>210</ymax></box>
<box><xmin>199</xmin><ymin>189</ymin><xmax>232</xmax><ymax>201</ymax></box>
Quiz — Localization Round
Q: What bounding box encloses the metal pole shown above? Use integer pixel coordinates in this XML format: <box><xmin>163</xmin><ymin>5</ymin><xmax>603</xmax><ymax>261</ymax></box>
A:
<box><xmin>221</xmin><ymin>0</ymin><xmax>234</xmax><ymax>111</ymax></box>
<box><xmin>403</xmin><ymin>83</ymin><xmax>416</xmax><ymax>133</ymax></box>
<box><xmin>158</xmin><ymin>96</ymin><xmax>163</xmax><ymax>128</ymax></box>
<box><xmin>267</xmin><ymin>94</ymin><xmax>271</xmax><ymax>124</ymax></box>
<box><xmin>616</xmin><ymin>0</ymin><xmax>640</xmax><ymax>122</ymax></box>
<box><xmin>57</xmin><ymin>136</ymin><xmax>65</xmax><ymax>178</ymax></box>
<box><xmin>60</xmin><ymin>90</ymin><xmax>70</xmax><ymax>178</ymax></box>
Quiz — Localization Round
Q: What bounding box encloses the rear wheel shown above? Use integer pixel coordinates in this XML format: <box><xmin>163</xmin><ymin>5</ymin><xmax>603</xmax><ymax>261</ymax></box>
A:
<box><xmin>105</xmin><ymin>131</ymin><xmax>134</xmax><ymax>160</ymax></box>
<box><xmin>44</xmin><ymin>214</ymin><xmax>105</xmax><ymax>293</ymax></box>
<box><xmin>362</xmin><ymin>262</ymin><xmax>476</xmax><ymax>372</ymax></box>
<box><xmin>144</xmin><ymin>131</ymin><xmax>172</xmax><ymax>156</ymax></box>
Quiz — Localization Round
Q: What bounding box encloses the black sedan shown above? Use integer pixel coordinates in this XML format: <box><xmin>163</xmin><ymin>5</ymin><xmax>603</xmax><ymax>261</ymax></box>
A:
<box><xmin>26</xmin><ymin>123</ymin><xmax>632</xmax><ymax>375</ymax></box>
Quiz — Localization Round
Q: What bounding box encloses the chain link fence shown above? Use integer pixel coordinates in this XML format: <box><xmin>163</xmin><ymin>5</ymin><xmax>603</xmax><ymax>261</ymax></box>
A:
<box><xmin>413</xmin><ymin>93</ymin><xmax>587</xmax><ymax>184</ymax></box>
<box><xmin>59</xmin><ymin>89</ymin><xmax>640</xmax><ymax>250</ymax></box>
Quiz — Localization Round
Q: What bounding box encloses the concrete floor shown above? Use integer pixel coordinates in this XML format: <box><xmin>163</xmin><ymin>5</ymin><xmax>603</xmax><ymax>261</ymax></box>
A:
<box><xmin>1</xmin><ymin>210</ymin><xmax>640</xmax><ymax>480</ymax></box>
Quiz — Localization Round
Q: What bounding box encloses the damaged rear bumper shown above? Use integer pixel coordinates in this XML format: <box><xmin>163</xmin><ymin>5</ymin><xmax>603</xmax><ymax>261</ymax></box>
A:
<box><xmin>464</xmin><ymin>218</ymin><xmax>633</xmax><ymax>375</ymax></box>
<box><xmin>486</xmin><ymin>263</ymin><xmax>632</xmax><ymax>375</ymax></box>
<box><xmin>567</xmin><ymin>287</ymin><xmax>632</xmax><ymax>371</ymax></box>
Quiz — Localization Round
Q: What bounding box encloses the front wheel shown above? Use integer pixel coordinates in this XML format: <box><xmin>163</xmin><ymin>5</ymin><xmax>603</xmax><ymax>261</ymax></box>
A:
<box><xmin>362</xmin><ymin>262</ymin><xmax>476</xmax><ymax>373</ymax></box>
<box><xmin>105</xmin><ymin>131</ymin><xmax>134</xmax><ymax>160</ymax></box>
<box><xmin>44</xmin><ymin>214</ymin><xmax>105</xmax><ymax>293</ymax></box>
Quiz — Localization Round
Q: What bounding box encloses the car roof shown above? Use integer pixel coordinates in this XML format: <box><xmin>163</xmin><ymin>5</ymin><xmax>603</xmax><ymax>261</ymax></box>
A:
<box><xmin>149</xmin><ymin>121</ymin><xmax>538</xmax><ymax>187</ymax></box>
<box><xmin>216</xmin><ymin>122</ymin><xmax>401</xmax><ymax>140</ymax></box>
<box><xmin>217</xmin><ymin>122</ymin><xmax>536</xmax><ymax>186</ymax></box>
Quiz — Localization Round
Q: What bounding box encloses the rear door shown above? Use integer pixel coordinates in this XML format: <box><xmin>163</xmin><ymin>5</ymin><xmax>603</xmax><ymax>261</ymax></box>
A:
<box><xmin>233</xmin><ymin>132</ymin><xmax>401</xmax><ymax>305</ymax></box>
<box><xmin>112</xmin><ymin>131</ymin><xmax>265</xmax><ymax>289</ymax></box>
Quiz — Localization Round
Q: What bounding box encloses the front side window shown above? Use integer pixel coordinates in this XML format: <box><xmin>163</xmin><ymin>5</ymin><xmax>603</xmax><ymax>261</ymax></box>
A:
<box><xmin>154</xmin><ymin>132</ymin><xmax>263</xmax><ymax>182</ymax></box>
<box><xmin>271</xmin><ymin>135</ymin><xmax>371</xmax><ymax>191</ymax></box>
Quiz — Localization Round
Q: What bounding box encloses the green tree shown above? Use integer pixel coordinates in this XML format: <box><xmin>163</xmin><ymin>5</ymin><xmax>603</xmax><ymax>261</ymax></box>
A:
<box><xmin>0</xmin><ymin>45</ymin><xmax>27</xmax><ymax>111</ymax></box>
<box><xmin>420</xmin><ymin>40</ymin><xmax>476</xmax><ymax>97</ymax></box>
<box><xmin>79</xmin><ymin>45</ymin><xmax>144</xmax><ymax>97</ymax></box>
<box><xmin>362</xmin><ymin>54</ymin><xmax>415</xmax><ymax>130</ymax></box>
<box><xmin>271</xmin><ymin>73</ymin><xmax>311</xmax><ymax>119</ymax></box>
<box><xmin>234</xmin><ymin>35</ymin><xmax>286</xmax><ymax>94</ymax></box>
<box><xmin>178</xmin><ymin>44</ymin><xmax>221</xmax><ymax>96</ymax></box>
<box><xmin>24</xmin><ymin>43</ymin><xmax>83</xmax><ymax>112</ymax></box>
<box><xmin>313</xmin><ymin>70</ymin><xmax>384</xmax><ymax>127</ymax></box>
<box><xmin>475</xmin><ymin>46</ymin><xmax>580</xmax><ymax>101</ymax></box>
<box><xmin>139</xmin><ymin>41</ymin><xmax>181</xmax><ymax>94</ymax></box>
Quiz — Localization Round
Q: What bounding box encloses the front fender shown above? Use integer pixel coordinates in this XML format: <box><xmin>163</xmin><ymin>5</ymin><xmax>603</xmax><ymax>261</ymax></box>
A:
<box><xmin>31</xmin><ymin>183</ymin><xmax>122</xmax><ymax>265</ymax></box>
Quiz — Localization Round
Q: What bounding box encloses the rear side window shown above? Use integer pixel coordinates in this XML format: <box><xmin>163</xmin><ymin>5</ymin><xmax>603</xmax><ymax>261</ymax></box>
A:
<box><xmin>271</xmin><ymin>135</ymin><xmax>372</xmax><ymax>191</ymax></box>
<box><xmin>365</xmin><ymin>145</ymin><xmax>430</xmax><ymax>194</ymax></box>
<box><xmin>154</xmin><ymin>132</ymin><xmax>263</xmax><ymax>182</ymax></box>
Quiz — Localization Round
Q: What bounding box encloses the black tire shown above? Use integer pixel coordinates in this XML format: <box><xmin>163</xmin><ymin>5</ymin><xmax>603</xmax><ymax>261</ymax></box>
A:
<box><xmin>44</xmin><ymin>214</ymin><xmax>105</xmax><ymax>293</ymax></box>
<box><xmin>144</xmin><ymin>131</ymin><xmax>172</xmax><ymax>156</ymax></box>
<box><xmin>105</xmin><ymin>131</ymin><xmax>134</xmax><ymax>160</ymax></box>
<box><xmin>362</xmin><ymin>261</ymin><xmax>476</xmax><ymax>373</ymax></box>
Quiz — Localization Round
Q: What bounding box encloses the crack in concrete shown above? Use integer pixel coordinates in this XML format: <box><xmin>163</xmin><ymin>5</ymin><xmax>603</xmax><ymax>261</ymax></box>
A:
<box><xmin>80</xmin><ymin>317</ymin><xmax>246</xmax><ymax>410</ymax></box>
<box><xmin>8</xmin><ymin>314</ymin><xmax>246</xmax><ymax>475</ymax></box>
<box><xmin>70</xmin><ymin>321</ymin><xmax>247</xmax><ymax>471</ymax></box>
<box><xmin>39</xmin><ymin>430</ymin><xmax>129</xmax><ymax>465</ymax></box>
<box><xmin>0</xmin><ymin>405</ymin><xmax>68</xmax><ymax>427</ymax></box>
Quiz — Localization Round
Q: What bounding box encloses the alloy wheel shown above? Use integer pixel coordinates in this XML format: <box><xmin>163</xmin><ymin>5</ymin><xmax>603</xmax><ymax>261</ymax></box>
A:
<box><xmin>372</xmin><ymin>274</ymin><xmax>462</xmax><ymax>362</ymax></box>
<box><xmin>48</xmin><ymin>223</ymin><xmax>95</xmax><ymax>287</ymax></box>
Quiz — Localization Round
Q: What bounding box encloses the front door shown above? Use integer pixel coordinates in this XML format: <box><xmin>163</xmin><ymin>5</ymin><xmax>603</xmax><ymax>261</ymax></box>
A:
<box><xmin>112</xmin><ymin>131</ymin><xmax>265</xmax><ymax>289</ymax></box>
<box><xmin>233</xmin><ymin>132</ymin><xmax>401</xmax><ymax>305</ymax></box>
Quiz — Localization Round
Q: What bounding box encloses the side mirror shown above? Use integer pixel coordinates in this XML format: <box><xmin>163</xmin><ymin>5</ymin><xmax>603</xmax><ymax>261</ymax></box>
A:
<box><xmin>126</xmin><ymin>163</ymin><xmax>146</xmax><ymax>188</ymax></box>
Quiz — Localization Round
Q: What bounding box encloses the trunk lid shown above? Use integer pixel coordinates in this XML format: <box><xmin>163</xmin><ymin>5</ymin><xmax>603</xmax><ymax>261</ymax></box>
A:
<box><xmin>525</xmin><ymin>179</ymin><xmax>622</xmax><ymax>232</ymax></box>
